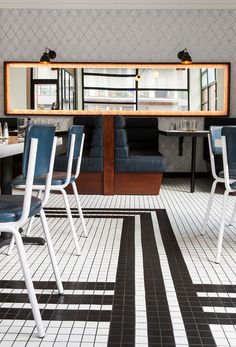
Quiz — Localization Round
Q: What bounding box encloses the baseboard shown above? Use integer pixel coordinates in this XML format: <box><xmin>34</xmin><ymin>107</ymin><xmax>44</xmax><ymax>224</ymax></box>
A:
<box><xmin>115</xmin><ymin>173</ymin><xmax>163</xmax><ymax>195</ymax></box>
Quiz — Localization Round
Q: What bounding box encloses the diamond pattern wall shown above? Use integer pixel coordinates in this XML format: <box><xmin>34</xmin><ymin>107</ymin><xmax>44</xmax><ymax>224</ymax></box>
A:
<box><xmin>0</xmin><ymin>8</ymin><xmax>235</xmax><ymax>171</ymax></box>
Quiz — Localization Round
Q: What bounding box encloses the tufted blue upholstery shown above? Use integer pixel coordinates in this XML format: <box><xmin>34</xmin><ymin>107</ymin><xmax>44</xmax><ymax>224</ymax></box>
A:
<box><xmin>115</xmin><ymin>116</ymin><xmax>166</xmax><ymax>173</ymax></box>
<box><xmin>0</xmin><ymin>196</ymin><xmax>41</xmax><ymax>223</ymax></box>
<box><xmin>23</xmin><ymin>125</ymin><xmax>56</xmax><ymax>178</ymax></box>
<box><xmin>55</xmin><ymin>116</ymin><xmax>103</xmax><ymax>173</ymax></box>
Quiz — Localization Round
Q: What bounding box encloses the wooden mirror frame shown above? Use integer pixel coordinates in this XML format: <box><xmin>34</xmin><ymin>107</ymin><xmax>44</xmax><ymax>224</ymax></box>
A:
<box><xmin>4</xmin><ymin>61</ymin><xmax>230</xmax><ymax>117</ymax></box>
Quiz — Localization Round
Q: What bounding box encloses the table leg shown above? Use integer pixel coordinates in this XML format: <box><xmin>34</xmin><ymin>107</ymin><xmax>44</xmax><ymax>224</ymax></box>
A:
<box><xmin>190</xmin><ymin>137</ymin><xmax>197</xmax><ymax>193</ymax></box>
<box><xmin>1</xmin><ymin>157</ymin><xmax>13</xmax><ymax>194</ymax></box>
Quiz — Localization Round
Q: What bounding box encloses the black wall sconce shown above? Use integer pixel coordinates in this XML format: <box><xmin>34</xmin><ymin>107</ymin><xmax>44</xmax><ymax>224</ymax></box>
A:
<box><xmin>177</xmin><ymin>48</ymin><xmax>192</xmax><ymax>64</ymax></box>
<box><xmin>40</xmin><ymin>48</ymin><xmax>56</xmax><ymax>63</ymax></box>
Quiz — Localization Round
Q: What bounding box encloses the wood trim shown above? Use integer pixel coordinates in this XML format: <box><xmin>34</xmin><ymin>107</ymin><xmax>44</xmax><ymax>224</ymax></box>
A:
<box><xmin>103</xmin><ymin>116</ymin><xmax>115</xmax><ymax>194</ymax></box>
<box><xmin>115</xmin><ymin>173</ymin><xmax>163</xmax><ymax>195</ymax></box>
<box><xmin>5</xmin><ymin>62</ymin><xmax>230</xmax><ymax>117</ymax></box>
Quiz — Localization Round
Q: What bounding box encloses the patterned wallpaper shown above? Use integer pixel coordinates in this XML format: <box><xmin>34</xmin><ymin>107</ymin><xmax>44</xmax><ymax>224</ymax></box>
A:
<box><xmin>0</xmin><ymin>8</ymin><xmax>236</xmax><ymax>171</ymax></box>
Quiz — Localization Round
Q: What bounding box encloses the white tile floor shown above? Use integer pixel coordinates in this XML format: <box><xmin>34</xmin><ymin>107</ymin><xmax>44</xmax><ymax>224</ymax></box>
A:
<box><xmin>0</xmin><ymin>177</ymin><xmax>236</xmax><ymax>346</ymax></box>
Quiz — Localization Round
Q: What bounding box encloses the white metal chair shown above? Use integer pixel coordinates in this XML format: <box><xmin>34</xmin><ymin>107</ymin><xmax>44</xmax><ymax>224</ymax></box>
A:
<box><xmin>0</xmin><ymin>124</ymin><xmax>63</xmax><ymax>338</ymax></box>
<box><xmin>201</xmin><ymin>126</ymin><xmax>236</xmax><ymax>235</ymax></box>
<box><xmin>214</xmin><ymin>126</ymin><xmax>236</xmax><ymax>263</ymax></box>
<box><xmin>13</xmin><ymin>125</ymin><xmax>87</xmax><ymax>256</ymax></box>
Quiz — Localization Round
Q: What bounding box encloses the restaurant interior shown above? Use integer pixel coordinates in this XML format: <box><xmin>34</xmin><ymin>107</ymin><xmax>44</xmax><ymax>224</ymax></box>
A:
<box><xmin>1</xmin><ymin>1</ymin><xmax>236</xmax><ymax>346</ymax></box>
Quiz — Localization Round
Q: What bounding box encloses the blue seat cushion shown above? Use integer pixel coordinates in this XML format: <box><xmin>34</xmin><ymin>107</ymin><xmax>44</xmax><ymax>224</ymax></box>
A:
<box><xmin>115</xmin><ymin>150</ymin><xmax>167</xmax><ymax>173</ymax></box>
<box><xmin>13</xmin><ymin>173</ymin><xmax>76</xmax><ymax>186</ymax></box>
<box><xmin>219</xmin><ymin>170</ymin><xmax>236</xmax><ymax>179</ymax></box>
<box><xmin>0</xmin><ymin>196</ymin><xmax>41</xmax><ymax>222</ymax></box>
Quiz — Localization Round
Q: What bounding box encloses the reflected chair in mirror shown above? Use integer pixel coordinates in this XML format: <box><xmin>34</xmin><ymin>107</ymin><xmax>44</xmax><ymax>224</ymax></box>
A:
<box><xmin>0</xmin><ymin>125</ymin><xmax>63</xmax><ymax>338</ymax></box>
<box><xmin>14</xmin><ymin>125</ymin><xmax>86</xmax><ymax>256</ymax></box>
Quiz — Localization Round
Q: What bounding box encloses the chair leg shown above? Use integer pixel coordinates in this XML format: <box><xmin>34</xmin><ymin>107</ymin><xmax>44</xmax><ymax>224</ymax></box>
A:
<box><xmin>12</xmin><ymin>227</ymin><xmax>45</xmax><ymax>338</ymax></box>
<box><xmin>71</xmin><ymin>181</ymin><xmax>88</xmax><ymax>237</ymax></box>
<box><xmin>39</xmin><ymin>209</ymin><xmax>64</xmax><ymax>294</ymax></box>
<box><xmin>7</xmin><ymin>235</ymin><xmax>15</xmax><ymax>255</ymax></box>
<box><xmin>229</xmin><ymin>201</ymin><xmax>236</xmax><ymax>225</ymax></box>
<box><xmin>60</xmin><ymin>188</ymin><xmax>81</xmax><ymax>256</ymax></box>
<box><xmin>26</xmin><ymin>190</ymin><xmax>42</xmax><ymax>237</ymax></box>
<box><xmin>216</xmin><ymin>190</ymin><xmax>229</xmax><ymax>264</ymax></box>
<box><xmin>201</xmin><ymin>180</ymin><xmax>218</xmax><ymax>235</ymax></box>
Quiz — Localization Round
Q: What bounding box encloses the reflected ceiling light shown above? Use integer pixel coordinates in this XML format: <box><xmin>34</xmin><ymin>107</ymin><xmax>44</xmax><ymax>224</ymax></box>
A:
<box><xmin>152</xmin><ymin>70</ymin><xmax>159</xmax><ymax>78</ymax></box>
<box><xmin>135</xmin><ymin>69</ymin><xmax>159</xmax><ymax>82</ymax></box>
<box><xmin>40</xmin><ymin>48</ymin><xmax>56</xmax><ymax>64</ymax></box>
<box><xmin>177</xmin><ymin>48</ymin><xmax>192</xmax><ymax>64</ymax></box>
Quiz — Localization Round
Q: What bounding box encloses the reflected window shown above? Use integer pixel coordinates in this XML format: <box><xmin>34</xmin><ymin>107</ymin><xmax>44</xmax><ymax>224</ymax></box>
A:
<box><xmin>31</xmin><ymin>67</ymin><xmax>76</xmax><ymax>110</ymax></box>
<box><xmin>201</xmin><ymin>68</ymin><xmax>217</xmax><ymax>111</ymax></box>
<box><xmin>82</xmin><ymin>68</ymin><xmax>189</xmax><ymax>111</ymax></box>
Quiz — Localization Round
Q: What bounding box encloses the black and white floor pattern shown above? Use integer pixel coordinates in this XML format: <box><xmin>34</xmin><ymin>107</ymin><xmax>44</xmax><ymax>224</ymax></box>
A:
<box><xmin>1</xmin><ymin>178</ymin><xmax>236</xmax><ymax>346</ymax></box>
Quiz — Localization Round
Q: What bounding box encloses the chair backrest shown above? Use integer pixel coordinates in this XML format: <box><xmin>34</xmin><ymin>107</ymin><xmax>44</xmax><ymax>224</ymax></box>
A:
<box><xmin>222</xmin><ymin>126</ymin><xmax>236</xmax><ymax>171</ymax></box>
<box><xmin>22</xmin><ymin>124</ymin><xmax>56</xmax><ymax>178</ymax></box>
<box><xmin>209</xmin><ymin>126</ymin><xmax>223</xmax><ymax>155</ymax></box>
<box><xmin>66</xmin><ymin>125</ymin><xmax>84</xmax><ymax>159</ymax></box>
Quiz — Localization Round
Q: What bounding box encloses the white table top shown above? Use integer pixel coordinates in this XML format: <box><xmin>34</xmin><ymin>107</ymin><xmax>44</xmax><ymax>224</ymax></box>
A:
<box><xmin>0</xmin><ymin>137</ymin><xmax>24</xmax><ymax>159</ymax></box>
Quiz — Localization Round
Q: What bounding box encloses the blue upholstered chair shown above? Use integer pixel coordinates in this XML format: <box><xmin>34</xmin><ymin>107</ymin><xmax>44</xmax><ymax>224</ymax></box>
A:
<box><xmin>55</xmin><ymin>117</ymin><xmax>103</xmax><ymax>194</ymax></box>
<box><xmin>201</xmin><ymin>126</ymin><xmax>236</xmax><ymax>262</ymax></box>
<box><xmin>213</xmin><ymin>127</ymin><xmax>236</xmax><ymax>262</ymax></box>
<box><xmin>55</xmin><ymin>117</ymin><xmax>103</xmax><ymax>173</ymax></box>
<box><xmin>14</xmin><ymin>125</ymin><xmax>86</xmax><ymax>256</ymax></box>
<box><xmin>1</xmin><ymin>124</ymin><xmax>63</xmax><ymax>338</ymax></box>
<box><xmin>201</xmin><ymin>126</ymin><xmax>236</xmax><ymax>236</ymax></box>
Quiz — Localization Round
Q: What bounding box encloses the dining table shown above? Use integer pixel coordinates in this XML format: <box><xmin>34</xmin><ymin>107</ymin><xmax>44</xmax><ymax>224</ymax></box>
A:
<box><xmin>0</xmin><ymin>136</ymin><xmax>24</xmax><ymax>194</ymax></box>
<box><xmin>159</xmin><ymin>129</ymin><xmax>209</xmax><ymax>193</ymax></box>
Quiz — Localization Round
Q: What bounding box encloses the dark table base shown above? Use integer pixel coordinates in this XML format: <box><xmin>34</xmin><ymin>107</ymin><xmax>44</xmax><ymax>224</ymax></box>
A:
<box><xmin>0</xmin><ymin>232</ymin><xmax>46</xmax><ymax>249</ymax></box>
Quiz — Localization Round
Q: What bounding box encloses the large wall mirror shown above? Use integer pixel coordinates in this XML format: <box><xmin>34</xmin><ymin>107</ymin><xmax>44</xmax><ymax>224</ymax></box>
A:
<box><xmin>4</xmin><ymin>62</ymin><xmax>230</xmax><ymax>116</ymax></box>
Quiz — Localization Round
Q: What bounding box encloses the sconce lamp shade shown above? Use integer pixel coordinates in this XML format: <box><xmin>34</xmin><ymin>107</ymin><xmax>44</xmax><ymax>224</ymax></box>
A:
<box><xmin>177</xmin><ymin>48</ymin><xmax>192</xmax><ymax>64</ymax></box>
<box><xmin>40</xmin><ymin>48</ymin><xmax>56</xmax><ymax>63</ymax></box>
<box><xmin>40</xmin><ymin>52</ymin><xmax>50</xmax><ymax>63</ymax></box>
<box><xmin>48</xmin><ymin>49</ymin><xmax>56</xmax><ymax>59</ymax></box>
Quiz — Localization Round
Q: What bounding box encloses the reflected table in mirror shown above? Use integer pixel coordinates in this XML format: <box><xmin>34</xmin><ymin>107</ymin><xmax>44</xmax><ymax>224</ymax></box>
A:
<box><xmin>159</xmin><ymin>130</ymin><xmax>209</xmax><ymax>193</ymax></box>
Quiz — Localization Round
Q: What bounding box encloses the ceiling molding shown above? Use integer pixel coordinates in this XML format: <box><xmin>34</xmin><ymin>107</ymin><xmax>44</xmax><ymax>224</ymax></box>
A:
<box><xmin>0</xmin><ymin>0</ymin><xmax>236</xmax><ymax>10</ymax></box>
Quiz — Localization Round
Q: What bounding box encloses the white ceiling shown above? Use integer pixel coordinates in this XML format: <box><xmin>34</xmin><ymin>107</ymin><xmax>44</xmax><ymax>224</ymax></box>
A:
<box><xmin>0</xmin><ymin>0</ymin><xmax>236</xmax><ymax>9</ymax></box>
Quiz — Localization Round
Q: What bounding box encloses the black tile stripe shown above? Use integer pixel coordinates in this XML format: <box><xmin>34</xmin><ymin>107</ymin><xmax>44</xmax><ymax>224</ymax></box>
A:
<box><xmin>195</xmin><ymin>284</ymin><xmax>236</xmax><ymax>293</ymax></box>
<box><xmin>0</xmin><ymin>308</ymin><xmax>111</xmax><ymax>322</ymax></box>
<box><xmin>108</xmin><ymin>216</ymin><xmax>135</xmax><ymax>346</ymax></box>
<box><xmin>0</xmin><ymin>281</ymin><xmax>115</xmax><ymax>290</ymax></box>
<box><xmin>199</xmin><ymin>297</ymin><xmax>236</xmax><ymax>307</ymax></box>
<box><xmin>140</xmin><ymin>212</ymin><xmax>175</xmax><ymax>346</ymax></box>
<box><xmin>157</xmin><ymin>209</ymin><xmax>217</xmax><ymax>347</ymax></box>
<box><xmin>0</xmin><ymin>293</ymin><xmax>113</xmax><ymax>305</ymax></box>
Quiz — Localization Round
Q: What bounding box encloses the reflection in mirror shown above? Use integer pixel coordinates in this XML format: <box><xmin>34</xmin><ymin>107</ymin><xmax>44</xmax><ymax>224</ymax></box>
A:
<box><xmin>5</xmin><ymin>63</ymin><xmax>230</xmax><ymax>116</ymax></box>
